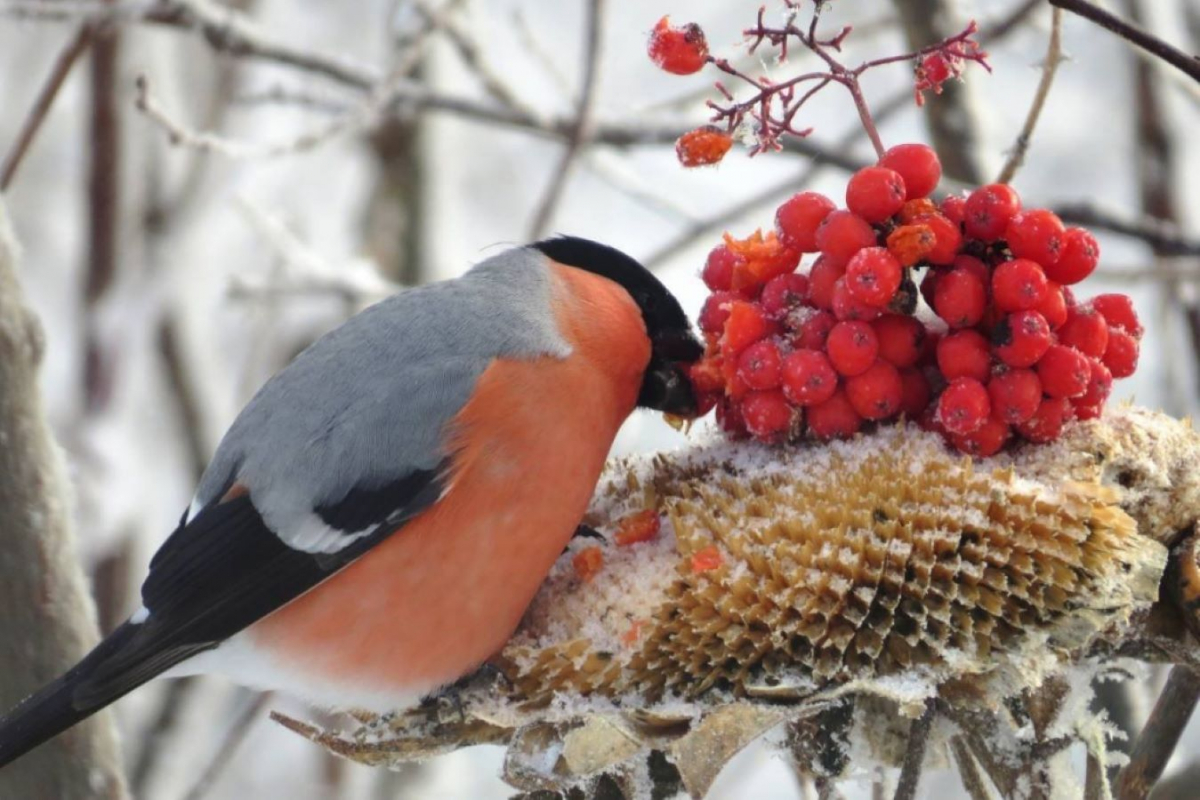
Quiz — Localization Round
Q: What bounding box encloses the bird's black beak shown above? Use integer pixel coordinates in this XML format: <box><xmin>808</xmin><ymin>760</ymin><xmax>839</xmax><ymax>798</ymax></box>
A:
<box><xmin>638</xmin><ymin>331</ymin><xmax>704</xmax><ymax>417</ymax></box>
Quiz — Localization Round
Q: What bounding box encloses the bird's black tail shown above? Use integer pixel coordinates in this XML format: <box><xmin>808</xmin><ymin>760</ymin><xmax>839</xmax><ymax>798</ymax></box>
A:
<box><xmin>0</xmin><ymin>620</ymin><xmax>204</xmax><ymax>769</ymax></box>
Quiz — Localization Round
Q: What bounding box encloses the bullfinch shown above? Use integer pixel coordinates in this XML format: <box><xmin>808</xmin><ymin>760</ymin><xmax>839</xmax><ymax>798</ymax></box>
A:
<box><xmin>0</xmin><ymin>236</ymin><xmax>702</xmax><ymax>769</ymax></box>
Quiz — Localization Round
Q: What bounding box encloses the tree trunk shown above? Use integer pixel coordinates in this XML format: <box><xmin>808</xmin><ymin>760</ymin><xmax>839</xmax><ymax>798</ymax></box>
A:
<box><xmin>0</xmin><ymin>198</ymin><xmax>128</xmax><ymax>798</ymax></box>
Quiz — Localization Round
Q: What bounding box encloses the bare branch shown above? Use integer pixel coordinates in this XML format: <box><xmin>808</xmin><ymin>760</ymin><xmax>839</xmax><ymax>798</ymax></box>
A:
<box><xmin>1049</xmin><ymin>0</ymin><xmax>1200</xmax><ymax>83</ymax></box>
<box><xmin>996</xmin><ymin>8</ymin><xmax>1064</xmax><ymax>184</ymax></box>
<box><xmin>1115</xmin><ymin>666</ymin><xmax>1200</xmax><ymax>800</ymax></box>
<box><xmin>0</xmin><ymin>25</ymin><xmax>93</xmax><ymax>190</ymax></box>
<box><xmin>527</xmin><ymin>0</ymin><xmax>604</xmax><ymax>238</ymax></box>
<box><xmin>1055</xmin><ymin>204</ymin><xmax>1200</xmax><ymax>257</ymax></box>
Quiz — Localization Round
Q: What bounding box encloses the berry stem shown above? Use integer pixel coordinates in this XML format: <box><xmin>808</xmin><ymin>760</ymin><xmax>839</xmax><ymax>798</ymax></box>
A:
<box><xmin>705</xmin><ymin>7</ymin><xmax>988</xmax><ymax>158</ymax></box>
<box><xmin>843</xmin><ymin>78</ymin><xmax>886</xmax><ymax>158</ymax></box>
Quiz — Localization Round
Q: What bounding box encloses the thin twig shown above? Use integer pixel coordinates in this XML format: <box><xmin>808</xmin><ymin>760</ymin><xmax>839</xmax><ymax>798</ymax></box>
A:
<box><xmin>1055</xmin><ymin>204</ymin><xmax>1200</xmax><ymax>257</ymax></box>
<box><xmin>1114</xmin><ymin>666</ymin><xmax>1200</xmax><ymax>800</ymax></box>
<box><xmin>180</xmin><ymin>692</ymin><xmax>273</xmax><ymax>800</ymax></box>
<box><xmin>527</xmin><ymin>0</ymin><xmax>605</xmax><ymax>238</ymax></box>
<box><xmin>996</xmin><ymin>8</ymin><xmax>1064</xmax><ymax>184</ymax></box>
<box><xmin>1049</xmin><ymin>0</ymin><xmax>1200</xmax><ymax>83</ymax></box>
<box><xmin>893</xmin><ymin>700</ymin><xmax>936</xmax><ymax>800</ymax></box>
<box><xmin>0</xmin><ymin>25</ymin><xmax>93</xmax><ymax>190</ymax></box>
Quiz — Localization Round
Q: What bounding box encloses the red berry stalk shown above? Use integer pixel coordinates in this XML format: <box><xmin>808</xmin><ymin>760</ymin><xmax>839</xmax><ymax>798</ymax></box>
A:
<box><xmin>648</xmin><ymin>4</ymin><xmax>990</xmax><ymax>165</ymax></box>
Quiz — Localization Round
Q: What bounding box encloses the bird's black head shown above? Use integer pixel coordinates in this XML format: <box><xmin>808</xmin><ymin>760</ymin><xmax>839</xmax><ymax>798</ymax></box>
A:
<box><xmin>533</xmin><ymin>236</ymin><xmax>704</xmax><ymax>416</ymax></box>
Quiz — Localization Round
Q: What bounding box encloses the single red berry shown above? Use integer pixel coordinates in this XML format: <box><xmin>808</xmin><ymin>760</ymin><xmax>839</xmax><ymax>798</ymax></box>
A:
<box><xmin>878</xmin><ymin>143</ymin><xmax>942</xmax><ymax>199</ymax></box>
<box><xmin>1005</xmin><ymin>209</ymin><xmax>1066</xmax><ymax>267</ymax></box>
<box><xmin>742</xmin><ymin>390</ymin><xmax>794</xmax><ymax>441</ymax></box>
<box><xmin>937</xmin><ymin>329</ymin><xmax>991</xmax><ymax>382</ymax></box>
<box><xmin>846</xmin><ymin>166</ymin><xmax>907</xmax><ymax>223</ymax></box>
<box><xmin>1076</xmin><ymin>358</ymin><xmax>1113</xmax><ymax>411</ymax></box>
<box><xmin>872</xmin><ymin>314</ymin><xmax>926</xmax><ymax>368</ymax></box>
<box><xmin>993</xmin><ymin>311</ymin><xmax>1052</xmax><ymax>368</ymax></box>
<box><xmin>1037</xmin><ymin>345</ymin><xmax>1091</xmax><ymax>398</ymax></box>
<box><xmin>648</xmin><ymin>17</ymin><xmax>709</xmax><ymax>75</ymax></box>
<box><xmin>1045</xmin><ymin>227</ymin><xmax>1100</xmax><ymax>285</ymax></box>
<box><xmin>1035</xmin><ymin>282</ymin><xmax>1068</xmax><ymax>330</ymax></box>
<box><xmin>737</xmin><ymin>339</ymin><xmax>783</xmax><ymax>390</ymax></box>
<box><xmin>807</xmin><ymin>256</ymin><xmax>843</xmax><ymax>310</ymax></box>
<box><xmin>816</xmin><ymin>210</ymin><xmax>878</xmax><ymax>269</ymax></box>
<box><xmin>793</xmin><ymin>309</ymin><xmax>836</xmax><ymax>350</ymax></box>
<box><xmin>1057</xmin><ymin>306</ymin><xmax>1110</xmax><ymax>358</ymax></box>
<box><xmin>776</xmin><ymin>192</ymin><xmax>837</xmax><ymax>252</ymax></box>
<box><xmin>1091</xmin><ymin>293</ymin><xmax>1143</xmax><ymax>337</ymax></box>
<box><xmin>846</xmin><ymin>247</ymin><xmax>903</xmax><ymax>307</ymax></box>
<box><xmin>911</xmin><ymin>213</ymin><xmax>962</xmax><ymax>265</ymax></box>
<box><xmin>676</xmin><ymin>127</ymin><xmax>733</xmax><ymax>168</ymax></box>
<box><xmin>831</xmin><ymin>277</ymin><xmax>882</xmax><ymax>322</ymax></box>
<box><xmin>827</xmin><ymin>320</ymin><xmax>879</xmax><ymax>377</ymax></box>
<box><xmin>1017</xmin><ymin>396</ymin><xmax>1072</xmax><ymax>443</ymax></box>
<box><xmin>846</xmin><ymin>360</ymin><xmax>903</xmax><ymax>420</ymax></box>
<box><xmin>899</xmin><ymin>368</ymin><xmax>932</xmax><ymax>417</ymax></box>
<box><xmin>807</xmin><ymin>389</ymin><xmax>863</xmax><ymax>439</ymax></box>
<box><xmin>950</xmin><ymin>417</ymin><xmax>1011</xmax><ymax>457</ymax></box>
<box><xmin>782</xmin><ymin>349</ymin><xmax>839</xmax><ymax>407</ymax></box>
<box><xmin>964</xmin><ymin>183</ymin><xmax>1022</xmax><ymax>241</ymax></box>
<box><xmin>702</xmin><ymin>245</ymin><xmax>738</xmax><ymax>291</ymax></box>
<box><xmin>987</xmin><ymin>369</ymin><xmax>1042</xmax><ymax>424</ymax></box>
<box><xmin>938</xmin><ymin>378</ymin><xmax>991</xmax><ymax>435</ymax></box>
<box><xmin>721</xmin><ymin>300</ymin><xmax>775</xmax><ymax>355</ymax></box>
<box><xmin>992</xmin><ymin>259</ymin><xmax>1048</xmax><ymax>312</ymax></box>
<box><xmin>698</xmin><ymin>291</ymin><xmax>737</xmax><ymax>334</ymax></box>
<box><xmin>940</xmin><ymin>193</ymin><xmax>966</xmax><ymax>226</ymax></box>
<box><xmin>760</xmin><ymin>273</ymin><xmax>810</xmax><ymax>318</ymax></box>
<box><xmin>1102</xmin><ymin>329</ymin><xmax>1139</xmax><ymax>378</ymax></box>
<box><xmin>934</xmin><ymin>268</ymin><xmax>987</xmax><ymax>328</ymax></box>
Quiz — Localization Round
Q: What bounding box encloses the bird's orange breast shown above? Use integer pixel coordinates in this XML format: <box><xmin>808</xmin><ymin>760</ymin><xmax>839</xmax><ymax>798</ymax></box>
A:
<box><xmin>247</xmin><ymin>263</ymin><xmax>651</xmax><ymax>696</ymax></box>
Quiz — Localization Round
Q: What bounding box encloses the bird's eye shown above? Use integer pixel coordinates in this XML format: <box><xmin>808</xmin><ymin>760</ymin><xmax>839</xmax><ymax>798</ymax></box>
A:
<box><xmin>642</xmin><ymin>293</ymin><xmax>658</xmax><ymax>311</ymax></box>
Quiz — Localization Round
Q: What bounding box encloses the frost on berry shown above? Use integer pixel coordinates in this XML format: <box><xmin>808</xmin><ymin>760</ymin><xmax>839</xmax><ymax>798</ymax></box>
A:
<box><xmin>648</xmin><ymin>17</ymin><xmax>709</xmax><ymax>75</ymax></box>
<box><xmin>782</xmin><ymin>349</ymin><xmax>838</xmax><ymax>407</ymax></box>
<box><xmin>676</xmin><ymin>126</ymin><xmax>733</xmax><ymax>168</ymax></box>
<box><xmin>937</xmin><ymin>378</ymin><xmax>990</xmax><ymax>435</ymax></box>
<box><xmin>846</xmin><ymin>247</ymin><xmax>902</xmax><ymax>307</ymax></box>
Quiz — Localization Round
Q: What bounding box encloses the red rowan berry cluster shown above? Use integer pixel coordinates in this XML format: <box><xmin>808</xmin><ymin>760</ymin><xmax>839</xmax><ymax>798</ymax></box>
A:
<box><xmin>690</xmin><ymin>143</ymin><xmax>1143</xmax><ymax>455</ymax></box>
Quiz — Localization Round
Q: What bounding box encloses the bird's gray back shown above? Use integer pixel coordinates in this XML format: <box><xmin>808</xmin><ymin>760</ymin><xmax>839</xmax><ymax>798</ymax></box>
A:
<box><xmin>194</xmin><ymin>247</ymin><xmax>570</xmax><ymax>530</ymax></box>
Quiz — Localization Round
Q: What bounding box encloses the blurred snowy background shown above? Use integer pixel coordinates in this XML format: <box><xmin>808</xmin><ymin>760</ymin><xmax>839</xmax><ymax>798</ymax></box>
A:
<box><xmin>0</xmin><ymin>0</ymin><xmax>1197</xmax><ymax>797</ymax></box>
